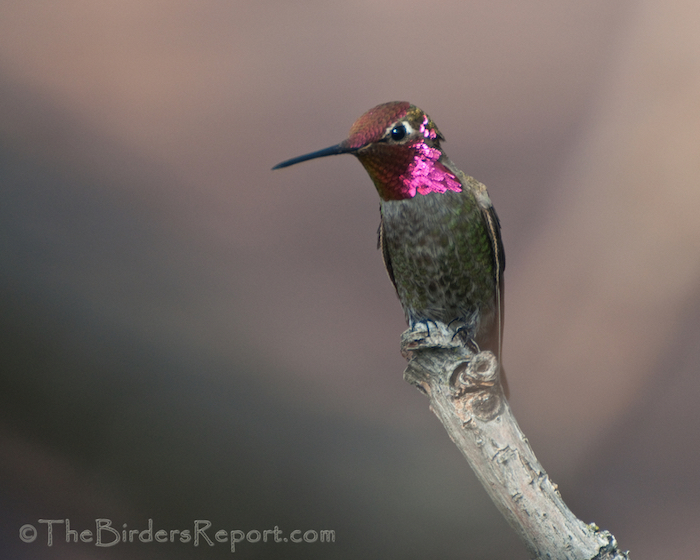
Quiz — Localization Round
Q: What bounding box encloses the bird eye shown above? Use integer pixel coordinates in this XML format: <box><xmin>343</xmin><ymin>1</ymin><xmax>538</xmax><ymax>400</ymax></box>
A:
<box><xmin>390</xmin><ymin>124</ymin><xmax>407</xmax><ymax>141</ymax></box>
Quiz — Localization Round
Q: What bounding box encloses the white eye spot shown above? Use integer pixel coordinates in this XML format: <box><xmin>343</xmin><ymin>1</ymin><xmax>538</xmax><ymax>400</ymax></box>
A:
<box><xmin>387</xmin><ymin>121</ymin><xmax>414</xmax><ymax>141</ymax></box>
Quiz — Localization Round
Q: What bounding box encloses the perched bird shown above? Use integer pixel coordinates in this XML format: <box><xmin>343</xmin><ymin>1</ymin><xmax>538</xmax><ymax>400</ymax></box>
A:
<box><xmin>273</xmin><ymin>101</ymin><xmax>506</xmax><ymax>393</ymax></box>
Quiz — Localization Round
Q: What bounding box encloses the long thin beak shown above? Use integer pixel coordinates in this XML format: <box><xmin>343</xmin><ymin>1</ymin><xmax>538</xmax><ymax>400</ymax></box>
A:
<box><xmin>272</xmin><ymin>143</ymin><xmax>354</xmax><ymax>170</ymax></box>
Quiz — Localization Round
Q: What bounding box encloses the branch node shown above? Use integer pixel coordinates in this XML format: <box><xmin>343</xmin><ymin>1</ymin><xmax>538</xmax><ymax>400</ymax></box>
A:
<box><xmin>401</xmin><ymin>324</ymin><xmax>505</xmax><ymax>421</ymax></box>
<box><xmin>397</xmin><ymin>321</ymin><xmax>629</xmax><ymax>559</ymax></box>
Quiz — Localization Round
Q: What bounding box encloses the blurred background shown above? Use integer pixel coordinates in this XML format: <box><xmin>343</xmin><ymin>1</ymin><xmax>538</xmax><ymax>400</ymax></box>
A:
<box><xmin>1</xmin><ymin>1</ymin><xmax>699</xmax><ymax>558</ymax></box>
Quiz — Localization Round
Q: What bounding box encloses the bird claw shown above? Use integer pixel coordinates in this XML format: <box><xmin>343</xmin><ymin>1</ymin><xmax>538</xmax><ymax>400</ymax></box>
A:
<box><xmin>410</xmin><ymin>319</ymin><xmax>440</xmax><ymax>337</ymax></box>
<box><xmin>450</xmin><ymin>325</ymin><xmax>480</xmax><ymax>354</ymax></box>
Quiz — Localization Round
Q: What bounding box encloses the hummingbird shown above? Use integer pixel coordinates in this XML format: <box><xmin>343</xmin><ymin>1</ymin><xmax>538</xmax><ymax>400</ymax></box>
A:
<box><xmin>273</xmin><ymin>101</ymin><xmax>506</xmax><ymax>394</ymax></box>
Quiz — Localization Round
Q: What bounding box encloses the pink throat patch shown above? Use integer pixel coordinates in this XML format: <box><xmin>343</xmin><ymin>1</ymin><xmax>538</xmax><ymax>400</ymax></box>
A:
<box><xmin>400</xmin><ymin>142</ymin><xmax>461</xmax><ymax>198</ymax></box>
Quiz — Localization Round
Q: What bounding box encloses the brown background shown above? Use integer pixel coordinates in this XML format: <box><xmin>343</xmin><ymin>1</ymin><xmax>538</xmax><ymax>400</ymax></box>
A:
<box><xmin>1</xmin><ymin>1</ymin><xmax>699</xmax><ymax>558</ymax></box>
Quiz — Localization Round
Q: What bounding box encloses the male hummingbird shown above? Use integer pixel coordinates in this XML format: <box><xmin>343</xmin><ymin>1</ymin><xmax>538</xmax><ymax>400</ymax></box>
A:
<box><xmin>273</xmin><ymin>101</ymin><xmax>506</xmax><ymax>393</ymax></box>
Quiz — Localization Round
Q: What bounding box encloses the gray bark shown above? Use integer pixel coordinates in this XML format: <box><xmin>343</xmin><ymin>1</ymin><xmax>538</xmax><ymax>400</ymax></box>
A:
<box><xmin>401</xmin><ymin>323</ymin><xmax>628</xmax><ymax>560</ymax></box>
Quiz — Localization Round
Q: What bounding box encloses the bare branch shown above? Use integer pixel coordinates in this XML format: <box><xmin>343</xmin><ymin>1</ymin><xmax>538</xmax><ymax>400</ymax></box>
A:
<box><xmin>401</xmin><ymin>322</ymin><xmax>628</xmax><ymax>560</ymax></box>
